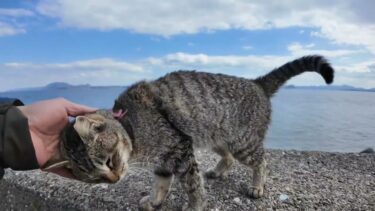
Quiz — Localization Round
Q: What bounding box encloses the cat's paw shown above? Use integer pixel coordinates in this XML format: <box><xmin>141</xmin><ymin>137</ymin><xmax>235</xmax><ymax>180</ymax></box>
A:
<box><xmin>243</xmin><ymin>186</ymin><xmax>264</xmax><ymax>199</ymax></box>
<box><xmin>139</xmin><ymin>195</ymin><xmax>160</xmax><ymax>211</ymax></box>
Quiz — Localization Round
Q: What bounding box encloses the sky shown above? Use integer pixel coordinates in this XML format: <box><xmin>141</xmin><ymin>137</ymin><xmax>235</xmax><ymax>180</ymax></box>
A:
<box><xmin>0</xmin><ymin>0</ymin><xmax>375</xmax><ymax>91</ymax></box>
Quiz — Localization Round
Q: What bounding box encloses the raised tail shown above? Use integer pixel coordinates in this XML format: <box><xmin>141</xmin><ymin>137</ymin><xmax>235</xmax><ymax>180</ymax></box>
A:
<box><xmin>255</xmin><ymin>55</ymin><xmax>334</xmax><ymax>97</ymax></box>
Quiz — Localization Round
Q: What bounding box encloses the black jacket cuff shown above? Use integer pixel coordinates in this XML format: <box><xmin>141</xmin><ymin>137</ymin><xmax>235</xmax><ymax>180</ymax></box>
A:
<box><xmin>0</xmin><ymin>98</ymin><xmax>24</xmax><ymax>106</ymax></box>
<box><xmin>0</xmin><ymin>101</ymin><xmax>39</xmax><ymax>172</ymax></box>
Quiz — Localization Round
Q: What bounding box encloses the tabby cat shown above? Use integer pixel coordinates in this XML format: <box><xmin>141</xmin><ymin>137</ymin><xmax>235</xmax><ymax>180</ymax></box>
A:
<box><xmin>49</xmin><ymin>55</ymin><xmax>334</xmax><ymax>211</ymax></box>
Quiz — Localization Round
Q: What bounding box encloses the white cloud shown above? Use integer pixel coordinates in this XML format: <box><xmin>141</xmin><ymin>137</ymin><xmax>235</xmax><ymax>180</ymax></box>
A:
<box><xmin>36</xmin><ymin>0</ymin><xmax>375</xmax><ymax>53</ymax></box>
<box><xmin>148</xmin><ymin>52</ymin><xmax>288</xmax><ymax>71</ymax></box>
<box><xmin>0</xmin><ymin>8</ymin><xmax>34</xmax><ymax>36</ymax></box>
<box><xmin>242</xmin><ymin>45</ymin><xmax>253</xmax><ymax>50</ymax></box>
<box><xmin>0</xmin><ymin>53</ymin><xmax>295</xmax><ymax>91</ymax></box>
<box><xmin>0</xmin><ymin>21</ymin><xmax>25</xmax><ymax>36</ymax></box>
<box><xmin>0</xmin><ymin>58</ymin><xmax>148</xmax><ymax>91</ymax></box>
<box><xmin>335</xmin><ymin>60</ymin><xmax>375</xmax><ymax>73</ymax></box>
<box><xmin>0</xmin><ymin>8</ymin><xmax>34</xmax><ymax>17</ymax></box>
<box><xmin>287</xmin><ymin>42</ymin><xmax>362</xmax><ymax>58</ymax></box>
<box><xmin>148</xmin><ymin>52</ymin><xmax>375</xmax><ymax>88</ymax></box>
<box><xmin>4</xmin><ymin>58</ymin><xmax>145</xmax><ymax>73</ymax></box>
<box><xmin>2</xmin><ymin>50</ymin><xmax>375</xmax><ymax>91</ymax></box>
<box><xmin>314</xmin><ymin>15</ymin><xmax>375</xmax><ymax>54</ymax></box>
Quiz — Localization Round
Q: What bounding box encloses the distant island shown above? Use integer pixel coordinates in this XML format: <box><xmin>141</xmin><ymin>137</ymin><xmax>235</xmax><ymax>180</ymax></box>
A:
<box><xmin>0</xmin><ymin>82</ymin><xmax>128</xmax><ymax>108</ymax></box>
<box><xmin>2</xmin><ymin>82</ymin><xmax>127</xmax><ymax>93</ymax></box>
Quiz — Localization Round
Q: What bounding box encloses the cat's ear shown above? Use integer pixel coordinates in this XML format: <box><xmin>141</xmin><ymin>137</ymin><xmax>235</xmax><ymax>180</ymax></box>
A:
<box><xmin>74</xmin><ymin>116</ymin><xmax>90</xmax><ymax>138</ymax></box>
<box><xmin>76</xmin><ymin>115</ymin><xmax>106</xmax><ymax>133</ymax></box>
<box><xmin>84</xmin><ymin>115</ymin><xmax>106</xmax><ymax>133</ymax></box>
<box><xmin>92</xmin><ymin>121</ymin><xmax>107</xmax><ymax>133</ymax></box>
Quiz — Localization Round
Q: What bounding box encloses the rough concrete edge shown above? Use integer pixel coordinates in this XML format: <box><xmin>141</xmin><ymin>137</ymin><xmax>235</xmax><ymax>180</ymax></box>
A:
<box><xmin>1</xmin><ymin>149</ymin><xmax>374</xmax><ymax>211</ymax></box>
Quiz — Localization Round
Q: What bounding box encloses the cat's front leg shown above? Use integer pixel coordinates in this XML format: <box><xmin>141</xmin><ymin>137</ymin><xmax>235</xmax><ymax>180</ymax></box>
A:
<box><xmin>139</xmin><ymin>170</ymin><xmax>174</xmax><ymax>211</ymax></box>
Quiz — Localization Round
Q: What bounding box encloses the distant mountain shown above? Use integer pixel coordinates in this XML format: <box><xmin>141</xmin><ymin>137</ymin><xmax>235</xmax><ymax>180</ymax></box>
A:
<box><xmin>284</xmin><ymin>85</ymin><xmax>375</xmax><ymax>92</ymax></box>
<box><xmin>45</xmin><ymin>82</ymin><xmax>74</xmax><ymax>89</ymax></box>
<box><xmin>2</xmin><ymin>82</ymin><xmax>125</xmax><ymax>93</ymax></box>
<box><xmin>0</xmin><ymin>82</ymin><xmax>128</xmax><ymax>108</ymax></box>
<box><xmin>3</xmin><ymin>82</ymin><xmax>74</xmax><ymax>92</ymax></box>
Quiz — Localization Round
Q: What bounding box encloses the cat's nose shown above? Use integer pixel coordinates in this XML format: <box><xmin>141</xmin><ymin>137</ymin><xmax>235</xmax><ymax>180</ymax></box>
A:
<box><xmin>102</xmin><ymin>172</ymin><xmax>120</xmax><ymax>183</ymax></box>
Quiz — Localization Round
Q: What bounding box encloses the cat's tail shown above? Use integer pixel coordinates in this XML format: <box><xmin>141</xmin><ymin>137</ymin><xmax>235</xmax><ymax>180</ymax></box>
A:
<box><xmin>255</xmin><ymin>55</ymin><xmax>334</xmax><ymax>97</ymax></box>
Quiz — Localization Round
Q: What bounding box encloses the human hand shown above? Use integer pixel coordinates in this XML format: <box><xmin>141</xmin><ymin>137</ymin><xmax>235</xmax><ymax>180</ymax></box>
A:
<box><xmin>18</xmin><ymin>98</ymin><xmax>96</xmax><ymax>176</ymax></box>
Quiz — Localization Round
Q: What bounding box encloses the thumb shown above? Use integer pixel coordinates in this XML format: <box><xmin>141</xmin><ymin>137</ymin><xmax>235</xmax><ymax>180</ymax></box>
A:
<box><xmin>63</xmin><ymin>100</ymin><xmax>97</xmax><ymax>117</ymax></box>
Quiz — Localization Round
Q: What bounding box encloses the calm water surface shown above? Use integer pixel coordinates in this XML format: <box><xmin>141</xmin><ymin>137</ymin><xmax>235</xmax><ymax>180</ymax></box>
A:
<box><xmin>267</xmin><ymin>89</ymin><xmax>375</xmax><ymax>152</ymax></box>
<box><xmin>2</xmin><ymin>87</ymin><xmax>374</xmax><ymax>152</ymax></box>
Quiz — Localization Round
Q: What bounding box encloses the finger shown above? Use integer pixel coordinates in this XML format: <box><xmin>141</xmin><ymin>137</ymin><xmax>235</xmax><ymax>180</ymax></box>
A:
<box><xmin>63</xmin><ymin>100</ymin><xmax>97</xmax><ymax>117</ymax></box>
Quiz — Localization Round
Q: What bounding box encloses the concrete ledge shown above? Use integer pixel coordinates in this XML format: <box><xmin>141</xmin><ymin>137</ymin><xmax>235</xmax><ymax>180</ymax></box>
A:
<box><xmin>1</xmin><ymin>150</ymin><xmax>374</xmax><ymax>210</ymax></box>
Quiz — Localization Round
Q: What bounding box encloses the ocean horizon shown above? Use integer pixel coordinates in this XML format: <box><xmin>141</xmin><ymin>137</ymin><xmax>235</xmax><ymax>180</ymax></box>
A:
<box><xmin>1</xmin><ymin>84</ymin><xmax>374</xmax><ymax>153</ymax></box>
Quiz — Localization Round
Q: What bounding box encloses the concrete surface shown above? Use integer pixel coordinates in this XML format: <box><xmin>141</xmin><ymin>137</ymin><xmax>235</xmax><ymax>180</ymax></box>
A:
<box><xmin>1</xmin><ymin>150</ymin><xmax>374</xmax><ymax>210</ymax></box>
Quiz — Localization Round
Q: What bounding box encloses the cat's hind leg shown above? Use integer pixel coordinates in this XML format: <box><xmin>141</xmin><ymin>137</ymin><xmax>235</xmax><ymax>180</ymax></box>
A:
<box><xmin>233</xmin><ymin>146</ymin><xmax>267</xmax><ymax>198</ymax></box>
<box><xmin>178</xmin><ymin>158</ymin><xmax>206</xmax><ymax>211</ymax></box>
<box><xmin>140</xmin><ymin>136</ymin><xmax>206</xmax><ymax>211</ymax></box>
<box><xmin>205</xmin><ymin>147</ymin><xmax>234</xmax><ymax>179</ymax></box>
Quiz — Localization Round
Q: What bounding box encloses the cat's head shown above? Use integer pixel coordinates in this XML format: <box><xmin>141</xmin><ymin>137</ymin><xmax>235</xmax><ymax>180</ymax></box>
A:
<box><xmin>46</xmin><ymin>110</ymin><xmax>133</xmax><ymax>183</ymax></box>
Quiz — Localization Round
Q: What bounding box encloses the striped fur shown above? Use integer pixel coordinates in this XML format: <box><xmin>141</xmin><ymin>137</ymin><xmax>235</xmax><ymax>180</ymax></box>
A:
<box><xmin>63</xmin><ymin>55</ymin><xmax>335</xmax><ymax>210</ymax></box>
<box><xmin>114</xmin><ymin>55</ymin><xmax>334</xmax><ymax>210</ymax></box>
<box><xmin>255</xmin><ymin>55</ymin><xmax>334</xmax><ymax>97</ymax></box>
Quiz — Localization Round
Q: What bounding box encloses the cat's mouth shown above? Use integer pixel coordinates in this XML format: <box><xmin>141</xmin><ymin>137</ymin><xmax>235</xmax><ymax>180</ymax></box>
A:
<box><xmin>101</xmin><ymin>171</ymin><xmax>121</xmax><ymax>183</ymax></box>
<box><xmin>112</xmin><ymin>109</ymin><xmax>127</xmax><ymax>120</ymax></box>
<box><xmin>79</xmin><ymin>162</ymin><xmax>127</xmax><ymax>184</ymax></box>
<box><xmin>83</xmin><ymin>166</ymin><xmax>126</xmax><ymax>184</ymax></box>
<box><xmin>103</xmin><ymin>163</ymin><xmax>127</xmax><ymax>183</ymax></box>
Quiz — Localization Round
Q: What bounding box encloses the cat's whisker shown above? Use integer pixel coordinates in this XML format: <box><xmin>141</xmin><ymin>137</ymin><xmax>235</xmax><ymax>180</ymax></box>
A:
<box><xmin>128</xmin><ymin>160</ymin><xmax>149</xmax><ymax>165</ymax></box>
<box><xmin>127</xmin><ymin>166</ymin><xmax>153</xmax><ymax>175</ymax></box>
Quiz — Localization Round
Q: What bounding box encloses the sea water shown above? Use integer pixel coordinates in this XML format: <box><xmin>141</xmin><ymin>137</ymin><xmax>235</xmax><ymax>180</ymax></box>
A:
<box><xmin>1</xmin><ymin>87</ymin><xmax>374</xmax><ymax>152</ymax></box>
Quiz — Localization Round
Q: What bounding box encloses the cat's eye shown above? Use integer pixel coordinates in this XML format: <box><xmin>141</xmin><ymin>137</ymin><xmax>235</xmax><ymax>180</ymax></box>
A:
<box><xmin>106</xmin><ymin>158</ymin><xmax>114</xmax><ymax>170</ymax></box>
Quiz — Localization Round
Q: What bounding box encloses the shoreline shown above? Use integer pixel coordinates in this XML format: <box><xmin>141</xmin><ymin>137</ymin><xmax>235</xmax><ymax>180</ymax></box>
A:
<box><xmin>1</xmin><ymin>149</ymin><xmax>374</xmax><ymax>210</ymax></box>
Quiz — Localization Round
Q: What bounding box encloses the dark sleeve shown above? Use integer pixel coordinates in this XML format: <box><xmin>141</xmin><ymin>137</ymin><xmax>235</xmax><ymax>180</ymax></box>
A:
<box><xmin>0</xmin><ymin>98</ymin><xmax>39</xmax><ymax>179</ymax></box>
